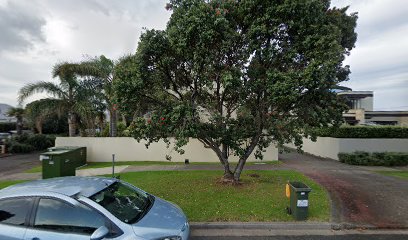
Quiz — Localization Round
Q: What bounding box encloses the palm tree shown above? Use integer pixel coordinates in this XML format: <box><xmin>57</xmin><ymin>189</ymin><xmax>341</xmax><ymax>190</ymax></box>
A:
<box><xmin>58</xmin><ymin>55</ymin><xmax>121</xmax><ymax>137</ymax></box>
<box><xmin>18</xmin><ymin>63</ymin><xmax>95</xmax><ymax>137</ymax></box>
<box><xmin>6</xmin><ymin>107</ymin><xmax>24</xmax><ymax>135</ymax></box>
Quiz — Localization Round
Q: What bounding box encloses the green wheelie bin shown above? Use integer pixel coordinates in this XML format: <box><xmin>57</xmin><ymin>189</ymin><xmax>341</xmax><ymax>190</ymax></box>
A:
<box><xmin>286</xmin><ymin>181</ymin><xmax>312</xmax><ymax>220</ymax></box>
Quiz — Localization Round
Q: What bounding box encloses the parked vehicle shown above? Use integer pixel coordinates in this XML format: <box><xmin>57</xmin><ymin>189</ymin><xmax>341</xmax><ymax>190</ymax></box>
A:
<box><xmin>0</xmin><ymin>177</ymin><xmax>189</xmax><ymax>240</ymax></box>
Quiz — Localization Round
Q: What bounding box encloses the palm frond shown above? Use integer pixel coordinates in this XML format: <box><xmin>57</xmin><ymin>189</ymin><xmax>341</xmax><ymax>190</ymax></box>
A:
<box><xmin>6</xmin><ymin>107</ymin><xmax>24</xmax><ymax>117</ymax></box>
<box><xmin>18</xmin><ymin>81</ymin><xmax>66</xmax><ymax>104</ymax></box>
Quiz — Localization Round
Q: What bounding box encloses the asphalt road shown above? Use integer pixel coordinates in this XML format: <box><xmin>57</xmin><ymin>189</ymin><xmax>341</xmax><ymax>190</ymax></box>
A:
<box><xmin>0</xmin><ymin>152</ymin><xmax>41</xmax><ymax>175</ymax></box>
<box><xmin>192</xmin><ymin>235</ymin><xmax>407</xmax><ymax>240</ymax></box>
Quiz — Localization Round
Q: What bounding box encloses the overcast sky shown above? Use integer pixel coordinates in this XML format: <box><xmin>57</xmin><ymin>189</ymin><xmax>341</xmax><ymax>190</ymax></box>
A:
<box><xmin>0</xmin><ymin>0</ymin><xmax>407</xmax><ymax>110</ymax></box>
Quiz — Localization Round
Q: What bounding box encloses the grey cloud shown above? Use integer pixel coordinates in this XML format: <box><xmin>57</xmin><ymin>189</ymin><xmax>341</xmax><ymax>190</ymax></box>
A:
<box><xmin>0</xmin><ymin>1</ymin><xmax>46</xmax><ymax>53</ymax></box>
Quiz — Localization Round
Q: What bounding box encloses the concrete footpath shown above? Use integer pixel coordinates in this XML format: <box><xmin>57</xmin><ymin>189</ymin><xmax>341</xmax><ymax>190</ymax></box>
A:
<box><xmin>0</xmin><ymin>166</ymin><xmax>130</xmax><ymax>181</ymax></box>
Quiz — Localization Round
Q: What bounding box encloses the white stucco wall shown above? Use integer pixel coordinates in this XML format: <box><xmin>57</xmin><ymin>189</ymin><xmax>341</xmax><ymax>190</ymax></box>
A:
<box><xmin>287</xmin><ymin>137</ymin><xmax>408</xmax><ymax>160</ymax></box>
<box><xmin>55</xmin><ymin>137</ymin><xmax>278</xmax><ymax>163</ymax></box>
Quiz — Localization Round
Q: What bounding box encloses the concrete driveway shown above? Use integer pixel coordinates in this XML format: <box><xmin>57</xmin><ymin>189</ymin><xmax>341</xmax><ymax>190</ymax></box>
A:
<box><xmin>280</xmin><ymin>151</ymin><xmax>408</xmax><ymax>229</ymax></box>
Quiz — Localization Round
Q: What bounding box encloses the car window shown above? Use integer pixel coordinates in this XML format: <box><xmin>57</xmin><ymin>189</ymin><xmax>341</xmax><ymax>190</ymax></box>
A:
<box><xmin>90</xmin><ymin>182</ymin><xmax>152</xmax><ymax>224</ymax></box>
<box><xmin>34</xmin><ymin>198</ymin><xmax>106</xmax><ymax>234</ymax></box>
<box><xmin>0</xmin><ymin>197</ymin><xmax>32</xmax><ymax>226</ymax></box>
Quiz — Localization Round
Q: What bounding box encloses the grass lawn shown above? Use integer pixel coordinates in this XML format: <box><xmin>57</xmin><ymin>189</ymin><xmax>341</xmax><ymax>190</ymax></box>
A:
<box><xmin>25</xmin><ymin>160</ymin><xmax>280</xmax><ymax>173</ymax></box>
<box><xmin>0</xmin><ymin>180</ymin><xmax>28</xmax><ymax>189</ymax></box>
<box><xmin>118</xmin><ymin>170</ymin><xmax>329</xmax><ymax>222</ymax></box>
<box><xmin>376</xmin><ymin>171</ymin><xmax>408</xmax><ymax>180</ymax></box>
<box><xmin>1</xmin><ymin>170</ymin><xmax>328</xmax><ymax>222</ymax></box>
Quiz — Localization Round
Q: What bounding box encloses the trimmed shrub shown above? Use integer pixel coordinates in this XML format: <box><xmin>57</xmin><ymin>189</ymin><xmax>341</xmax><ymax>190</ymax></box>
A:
<box><xmin>8</xmin><ymin>142</ymin><xmax>35</xmax><ymax>153</ymax></box>
<box><xmin>338</xmin><ymin>152</ymin><xmax>408</xmax><ymax>166</ymax></box>
<box><xmin>4</xmin><ymin>134</ymin><xmax>55</xmax><ymax>153</ymax></box>
<box><xmin>313</xmin><ymin>126</ymin><xmax>408</xmax><ymax>138</ymax></box>
<box><xmin>25</xmin><ymin>134</ymin><xmax>55</xmax><ymax>151</ymax></box>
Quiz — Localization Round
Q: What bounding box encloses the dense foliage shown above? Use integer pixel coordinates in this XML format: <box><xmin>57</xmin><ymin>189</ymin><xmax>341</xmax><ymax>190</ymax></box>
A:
<box><xmin>5</xmin><ymin>134</ymin><xmax>55</xmax><ymax>153</ymax></box>
<box><xmin>312</xmin><ymin>126</ymin><xmax>408</xmax><ymax>138</ymax></box>
<box><xmin>0</xmin><ymin>123</ymin><xmax>15</xmax><ymax>132</ymax></box>
<box><xmin>338</xmin><ymin>151</ymin><xmax>408</xmax><ymax>166</ymax></box>
<box><xmin>115</xmin><ymin>0</ymin><xmax>357</xmax><ymax>181</ymax></box>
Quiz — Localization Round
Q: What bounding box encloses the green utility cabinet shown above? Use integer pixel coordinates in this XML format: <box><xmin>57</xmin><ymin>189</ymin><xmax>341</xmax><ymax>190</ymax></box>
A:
<box><xmin>40</xmin><ymin>150</ymin><xmax>76</xmax><ymax>179</ymax></box>
<box><xmin>47</xmin><ymin>146</ymin><xmax>87</xmax><ymax>169</ymax></box>
<box><xmin>287</xmin><ymin>181</ymin><xmax>312</xmax><ymax>221</ymax></box>
<box><xmin>41</xmin><ymin>146</ymin><xmax>87</xmax><ymax>179</ymax></box>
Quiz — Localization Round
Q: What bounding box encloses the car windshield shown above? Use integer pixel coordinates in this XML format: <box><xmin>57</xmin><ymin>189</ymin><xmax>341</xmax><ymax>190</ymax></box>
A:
<box><xmin>90</xmin><ymin>181</ymin><xmax>153</xmax><ymax>224</ymax></box>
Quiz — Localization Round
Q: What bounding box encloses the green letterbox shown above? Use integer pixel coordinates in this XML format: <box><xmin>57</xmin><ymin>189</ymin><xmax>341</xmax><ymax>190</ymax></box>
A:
<box><xmin>287</xmin><ymin>181</ymin><xmax>312</xmax><ymax>221</ymax></box>
<box><xmin>40</xmin><ymin>150</ymin><xmax>76</xmax><ymax>179</ymax></box>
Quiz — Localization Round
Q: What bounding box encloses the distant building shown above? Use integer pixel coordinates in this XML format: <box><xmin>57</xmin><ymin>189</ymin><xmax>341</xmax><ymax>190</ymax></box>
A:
<box><xmin>338</xmin><ymin>91</ymin><xmax>408</xmax><ymax>126</ymax></box>
<box><xmin>0</xmin><ymin>103</ymin><xmax>16</xmax><ymax>123</ymax></box>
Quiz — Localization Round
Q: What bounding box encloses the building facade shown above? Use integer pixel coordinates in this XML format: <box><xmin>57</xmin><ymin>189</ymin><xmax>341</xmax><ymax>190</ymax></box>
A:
<box><xmin>338</xmin><ymin>91</ymin><xmax>408</xmax><ymax>126</ymax></box>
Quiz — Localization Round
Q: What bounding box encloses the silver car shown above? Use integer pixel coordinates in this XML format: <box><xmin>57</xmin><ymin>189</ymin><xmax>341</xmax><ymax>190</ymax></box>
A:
<box><xmin>0</xmin><ymin>176</ymin><xmax>190</xmax><ymax>240</ymax></box>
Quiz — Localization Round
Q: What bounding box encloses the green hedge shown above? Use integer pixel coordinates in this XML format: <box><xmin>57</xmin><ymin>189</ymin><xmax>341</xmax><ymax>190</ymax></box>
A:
<box><xmin>0</xmin><ymin>123</ymin><xmax>15</xmax><ymax>132</ymax></box>
<box><xmin>338</xmin><ymin>151</ymin><xmax>408</xmax><ymax>166</ymax></box>
<box><xmin>8</xmin><ymin>142</ymin><xmax>35</xmax><ymax>153</ymax></box>
<box><xmin>5</xmin><ymin>134</ymin><xmax>56</xmax><ymax>153</ymax></box>
<box><xmin>313</xmin><ymin>126</ymin><xmax>408</xmax><ymax>138</ymax></box>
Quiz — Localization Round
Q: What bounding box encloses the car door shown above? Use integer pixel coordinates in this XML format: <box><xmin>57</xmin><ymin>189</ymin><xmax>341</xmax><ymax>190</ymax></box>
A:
<box><xmin>24</xmin><ymin>197</ymin><xmax>108</xmax><ymax>240</ymax></box>
<box><xmin>0</xmin><ymin>197</ymin><xmax>34</xmax><ymax>240</ymax></box>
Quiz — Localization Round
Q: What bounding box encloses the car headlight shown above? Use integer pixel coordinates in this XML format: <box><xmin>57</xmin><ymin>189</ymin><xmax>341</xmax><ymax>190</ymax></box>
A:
<box><xmin>181</xmin><ymin>222</ymin><xmax>189</xmax><ymax>232</ymax></box>
<box><xmin>160</xmin><ymin>237</ymin><xmax>181</xmax><ymax>240</ymax></box>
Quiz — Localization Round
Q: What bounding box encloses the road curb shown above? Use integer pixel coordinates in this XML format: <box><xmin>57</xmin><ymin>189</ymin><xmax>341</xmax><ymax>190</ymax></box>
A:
<box><xmin>190</xmin><ymin>222</ymin><xmax>408</xmax><ymax>231</ymax></box>
<box><xmin>190</xmin><ymin>222</ymin><xmax>332</xmax><ymax>230</ymax></box>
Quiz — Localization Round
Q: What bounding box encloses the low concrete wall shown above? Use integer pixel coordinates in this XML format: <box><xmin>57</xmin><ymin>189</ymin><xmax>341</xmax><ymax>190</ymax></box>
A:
<box><xmin>287</xmin><ymin>137</ymin><xmax>408</xmax><ymax>160</ymax></box>
<box><xmin>56</xmin><ymin>137</ymin><xmax>278</xmax><ymax>163</ymax></box>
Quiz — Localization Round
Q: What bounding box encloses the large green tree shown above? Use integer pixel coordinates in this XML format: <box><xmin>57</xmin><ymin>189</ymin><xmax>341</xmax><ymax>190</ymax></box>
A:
<box><xmin>115</xmin><ymin>0</ymin><xmax>357</xmax><ymax>182</ymax></box>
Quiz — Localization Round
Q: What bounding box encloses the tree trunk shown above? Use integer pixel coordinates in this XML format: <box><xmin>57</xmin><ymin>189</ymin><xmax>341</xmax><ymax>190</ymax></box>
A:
<box><xmin>68</xmin><ymin>113</ymin><xmax>76</xmax><ymax>137</ymax></box>
<box><xmin>35</xmin><ymin>119</ymin><xmax>43</xmax><ymax>134</ymax></box>
<box><xmin>121</xmin><ymin>113</ymin><xmax>127</xmax><ymax>126</ymax></box>
<box><xmin>233</xmin><ymin>158</ymin><xmax>246</xmax><ymax>182</ymax></box>
<box><xmin>232</xmin><ymin>136</ymin><xmax>261</xmax><ymax>182</ymax></box>
<box><xmin>110</xmin><ymin>109</ymin><xmax>117</xmax><ymax>137</ymax></box>
<box><xmin>221</xmin><ymin>144</ymin><xmax>233</xmax><ymax>179</ymax></box>
<box><xmin>16</xmin><ymin>117</ymin><xmax>23</xmax><ymax>135</ymax></box>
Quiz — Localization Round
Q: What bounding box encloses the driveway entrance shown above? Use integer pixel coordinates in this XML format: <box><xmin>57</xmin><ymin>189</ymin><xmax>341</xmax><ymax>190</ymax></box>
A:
<box><xmin>280</xmin><ymin>151</ymin><xmax>408</xmax><ymax>228</ymax></box>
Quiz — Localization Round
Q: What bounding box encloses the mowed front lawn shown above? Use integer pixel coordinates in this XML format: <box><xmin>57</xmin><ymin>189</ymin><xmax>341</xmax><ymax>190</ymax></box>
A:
<box><xmin>119</xmin><ymin>170</ymin><xmax>329</xmax><ymax>222</ymax></box>
<box><xmin>0</xmin><ymin>170</ymin><xmax>329</xmax><ymax>222</ymax></box>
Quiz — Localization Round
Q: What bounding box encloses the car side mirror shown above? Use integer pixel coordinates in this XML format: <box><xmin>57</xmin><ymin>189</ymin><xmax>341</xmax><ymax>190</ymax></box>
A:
<box><xmin>90</xmin><ymin>226</ymin><xmax>109</xmax><ymax>240</ymax></box>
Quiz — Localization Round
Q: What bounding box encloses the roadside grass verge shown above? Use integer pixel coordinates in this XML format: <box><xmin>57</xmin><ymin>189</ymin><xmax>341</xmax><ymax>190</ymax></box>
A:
<box><xmin>376</xmin><ymin>171</ymin><xmax>408</xmax><ymax>180</ymax></box>
<box><xmin>24</xmin><ymin>166</ymin><xmax>42</xmax><ymax>173</ymax></box>
<box><xmin>25</xmin><ymin>160</ymin><xmax>280</xmax><ymax>173</ymax></box>
<box><xmin>0</xmin><ymin>180</ymin><xmax>28</xmax><ymax>189</ymax></box>
<box><xmin>1</xmin><ymin>170</ymin><xmax>328</xmax><ymax>222</ymax></box>
<box><xmin>117</xmin><ymin>170</ymin><xmax>329</xmax><ymax>222</ymax></box>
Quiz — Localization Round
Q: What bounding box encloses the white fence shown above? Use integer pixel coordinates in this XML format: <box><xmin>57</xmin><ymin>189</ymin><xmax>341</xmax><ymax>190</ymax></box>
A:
<box><xmin>287</xmin><ymin>137</ymin><xmax>408</xmax><ymax>160</ymax></box>
<box><xmin>56</xmin><ymin>137</ymin><xmax>278</xmax><ymax>163</ymax></box>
